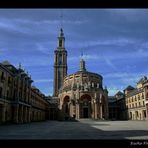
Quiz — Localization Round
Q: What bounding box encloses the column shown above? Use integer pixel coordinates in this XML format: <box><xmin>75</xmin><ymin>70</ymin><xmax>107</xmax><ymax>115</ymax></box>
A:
<box><xmin>2</xmin><ymin>104</ymin><xmax>6</xmax><ymax>123</ymax></box>
<box><xmin>90</xmin><ymin>102</ymin><xmax>94</xmax><ymax>118</ymax></box>
<box><xmin>28</xmin><ymin>107</ymin><xmax>31</xmax><ymax>122</ymax></box>
<box><xmin>106</xmin><ymin>103</ymin><xmax>109</xmax><ymax>119</ymax></box>
<box><xmin>20</xmin><ymin>105</ymin><xmax>23</xmax><ymax>123</ymax></box>
<box><xmin>93</xmin><ymin>102</ymin><xmax>95</xmax><ymax>119</ymax></box>
<box><xmin>69</xmin><ymin>103</ymin><xmax>71</xmax><ymax>117</ymax></box>
<box><xmin>24</xmin><ymin>107</ymin><xmax>27</xmax><ymax>123</ymax></box>
<box><xmin>76</xmin><ymin>103</ymin><xmax>79</xmax><ymax>119</ymax></box>
<box><xmin>17</xmin><ymin>79</ymin><xmax>20</xmax><ymax>102</ymax></box>
<box><xmin>100</xmin><ymin>104</ymin><xmax>102</xmax><ymax>119</ymax></box>
<box><xmin>94</xmin><ymin>103</ymin><xmax>97</xmax><ymax>119</ymax></box>
<box><xmin>13</xmin><ymin>104</ymin><xmax>19</xmax><ymax>123</ymax></box>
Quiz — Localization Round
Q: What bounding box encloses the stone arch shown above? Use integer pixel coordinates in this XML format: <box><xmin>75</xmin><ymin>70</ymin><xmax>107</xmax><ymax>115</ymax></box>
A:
<box><xmin>142</xmin><ymin>110</ymin><xmax>147</xmax><ymax>120</ymax></box>
<box><xmin>146</xmin><ymin>92</ymin><xmax>148</xmax><ymax>99</ymax></box>
<box><xmin>63</xmin><ymin>95</ymin><xmax>70</xmax><ymax>103</ymax></box>
<box><xmin>135</xmin><ymin>111</ymin><xmax>138</xmax><ymax>120</ymax></box>
<box><xmin>80</xmin><ymin>94</ymin><xmax>91</xmax><ymax>101</ymax></box>
<box><xmin>99</xmin><ymin>94</ymin><xmax>107</xmax><ymax>119</ymax></box>
<box><xmin>62</xmin><ymin>96</ymin><xmax>70</xmax><ymax>120</ymax></box>
<box><xmin>79</xmin><ymin>94</ymin><xmax>92</xmax><ymax>118</ymax></box>
<box><xmin>129</xmin><ymin>112</ymin><xmax>132</xmax><ymax>120</ymax></box>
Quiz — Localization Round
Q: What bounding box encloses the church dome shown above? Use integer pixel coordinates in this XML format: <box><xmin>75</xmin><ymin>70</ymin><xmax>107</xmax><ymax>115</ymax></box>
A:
<box><xmin>61</xmin><ymin>58</ymin><xmax>103</xmax><ymax>93</ymax></box>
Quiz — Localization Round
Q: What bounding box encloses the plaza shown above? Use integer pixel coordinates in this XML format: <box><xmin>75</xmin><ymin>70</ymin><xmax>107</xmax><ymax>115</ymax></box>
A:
<box><xmin>0</xmin><ymin>119</ymin><xmax>148</xmax><ymax>139</ymax></box>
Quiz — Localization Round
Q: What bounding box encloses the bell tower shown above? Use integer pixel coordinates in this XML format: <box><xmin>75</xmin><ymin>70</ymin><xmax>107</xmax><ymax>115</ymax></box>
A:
<box><xmin>53</xmin><ymin>28</ymin><xmax>67</xmax><ymax>97</ymax></box>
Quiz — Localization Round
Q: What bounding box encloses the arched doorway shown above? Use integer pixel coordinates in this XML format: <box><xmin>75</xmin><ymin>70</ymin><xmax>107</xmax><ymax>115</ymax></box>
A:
<box><xmin>63</xmin><ymin>96</ymin><xmax>70</xmax><ymax>120</ymax></box>
<box><xmin>80</xmin><ymin>94</ymin><xmax>91</xmax><ymax>118</ymax></box>
<box><xmin>135</xmin><ymin>111</ymin><xmax>138</xmax><ymax>120</ymax></box>
<box><xmin>130</xmin><ymin>112</ymin><xmax>132</xmax><ymax>120</ymax></box>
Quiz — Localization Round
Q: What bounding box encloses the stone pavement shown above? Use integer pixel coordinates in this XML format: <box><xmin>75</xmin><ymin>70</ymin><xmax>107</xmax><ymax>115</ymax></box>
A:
<box><xmin>0</xmin><ymin>119</ymin><xmax>148</xmax><ymax>139</ymax></box>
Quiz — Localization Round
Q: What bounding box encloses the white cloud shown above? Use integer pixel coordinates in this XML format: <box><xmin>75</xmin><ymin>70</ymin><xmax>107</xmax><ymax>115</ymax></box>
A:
<box><xmin>19</xmin><ymin>56</ymin><xmax>52</xmax><ymax>67</ymax></box>
<box><xmin>104</xmin><ymin>72</ymin><xmax>148</xmax><ymax>86</ymax></box>
<box><xmin>0</xmin><ymin>17</ymin><xmax>88</xmax><ymax>35</ymax></box>
<box><xmin>68</xmin><ymin>54</ymin><xmax>102</xmax><ymax>62</ymax></box>
<box><xmin>34</xmin><ymin>79</ymin><xmax>53</xmax><ymax>83</ymax></box>
<box><xmin>68</xmin><ymin>38</ymin><xmax>135</xmax><ymax>49</ymax></box>
<box><xmin>103</xmin><ymin>57</ymin><xmax>117</xmax><ymax>70</ymax></box>
<box><xmin>36</xmin><ymin>43</ymin><xmax>51</xmax><ymax>55</ymax></box>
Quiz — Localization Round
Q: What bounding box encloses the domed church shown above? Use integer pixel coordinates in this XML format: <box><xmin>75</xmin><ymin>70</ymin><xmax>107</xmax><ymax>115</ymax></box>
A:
<box><xmin>53</xmin><ymin>28</ymin><xmax>108</xmax><ymax>120</ymax></box>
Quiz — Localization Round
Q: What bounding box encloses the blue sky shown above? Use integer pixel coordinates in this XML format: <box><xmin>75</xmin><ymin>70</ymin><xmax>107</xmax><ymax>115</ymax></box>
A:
<box><xmin>0</xmin><ymin>9</ymin><xmax>148</xmax><ymax>96</ymax></box>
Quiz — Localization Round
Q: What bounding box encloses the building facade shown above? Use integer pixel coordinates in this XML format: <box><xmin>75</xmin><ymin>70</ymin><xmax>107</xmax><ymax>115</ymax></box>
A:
<box><xmin>108</xmin><ymin>91</ymin><xmax>127</xmax><ymax>120</ymax></box>
<box><xmin>53</xmin><ymin>29</ymin><xmax>109</xmax><ymax>120</ymax></box>
<box><xmin>125</xmin><ymin>77</ymin><xmax>148</xmax><ymax>120</ymax></box>
<box><xmin>31</xmin><ymin>87</ymin><xmax>50</xmax><ymax>122</ymax></box>
<box><xmin>0</xmin><ymin>61</ymin><xmax>51</xmax><ymax>124</ymax></box>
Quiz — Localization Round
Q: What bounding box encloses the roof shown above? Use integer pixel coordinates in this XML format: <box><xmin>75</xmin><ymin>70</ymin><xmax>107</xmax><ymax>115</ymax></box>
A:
<box><xmin>108</xmin><ymin>96</ymin><xmax>116</xmax><ymax>103</ymax></box>
<box><xmin>115</xmin><ymin>91</ymin><xmax>124</xmax><ymax>96</ymax></box>
<box><xmin>74</xmin><ymin>70</ymin><xmax>103</xmax><ymax>79</ymax></box>
<box><xmin>1</xmin><ymin>60</ymin><xmax>11</xmax><ymax>65</ymax></box>
<box><xmin>124</xmin><ymin>85</ymin><xmax>135</xmax><ymax>91</ymax></box>
<box><xmin>126</xmin><ymin>88</ymin><xmax>144</xmax><ymax>97</ymax></box>
<box><xmin>137</xmin><ymin>76</ymin><xmax>148</xmax><ymax>84</ymax></box>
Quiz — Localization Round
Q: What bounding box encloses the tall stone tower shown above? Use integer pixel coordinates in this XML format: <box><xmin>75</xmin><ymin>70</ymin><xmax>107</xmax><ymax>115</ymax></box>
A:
<box><xmin>53</xmin><ymin>28</ymin><xmax>67</xmax><ymax>97</ymax></box>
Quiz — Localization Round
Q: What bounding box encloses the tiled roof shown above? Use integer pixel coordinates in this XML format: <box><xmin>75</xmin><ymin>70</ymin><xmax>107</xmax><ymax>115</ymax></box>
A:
<box><xmin>124</xmin><ymin>85</ymin><xmax>135</xmax><ymax>90</ymax></box>
<box><xmin>115</xmin><ymin>91</ymin><xmax>124</xmax><ymax>95</ymax></box>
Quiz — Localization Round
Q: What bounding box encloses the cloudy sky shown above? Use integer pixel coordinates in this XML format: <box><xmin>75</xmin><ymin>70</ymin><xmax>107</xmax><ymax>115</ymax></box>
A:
<box><xmin>0</xmin><ymin>9</ymin><xmax>148</xmax><ymax>96</ymax></box>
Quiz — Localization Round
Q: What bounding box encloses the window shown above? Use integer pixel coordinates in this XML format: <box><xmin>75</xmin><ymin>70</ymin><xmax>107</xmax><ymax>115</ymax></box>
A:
<box><xmin>0</xmin><ymin>87</ymin><xmax>2</xmax><ymax>98</ymax></box>
<box><xmin>59</xmin><ymin>40</ymin><xmax>62</xmax><ymax>47</ymax></box>
<box><xmin>58</xmin><ymin>54</ymin><xmax>62</xmax><ymax>65</ymax></box>
<box><xmin>146</xmin><ymin>93</ymin><xmax>148</xmax><ymax>99</ymax></box>
<box><xmin>142</xmin><ymin>93</ymin><xmax>144</xmax><ymax>99</ymax></box>
<box><xmin>8</xmin><ymin>77</ymin><xmax>11</xmax><ymax>84</ymax></box>
<box><xmin>1</xmin><ymin>72</ymin><xmax>4</xmax><ymax>81</ymax></box>
<box><xmin>143</xmin><ymin>110</ymin><xmax>147</xmax><ymax>118</ymax></box>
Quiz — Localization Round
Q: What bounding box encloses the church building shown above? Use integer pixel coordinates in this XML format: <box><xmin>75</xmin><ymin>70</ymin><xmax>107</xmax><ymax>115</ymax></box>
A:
<box><xmin>53</xmin><ymin>28</ymin><xmax>108</xmax><ymax>120</ymax></box>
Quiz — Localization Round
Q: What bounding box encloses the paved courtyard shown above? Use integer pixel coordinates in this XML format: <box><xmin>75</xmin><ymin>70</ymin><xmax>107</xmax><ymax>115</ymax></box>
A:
<box><xmin>0</xmin><ymin>119</ymin><xmax>148</xmax><ymax>139</ymax></box>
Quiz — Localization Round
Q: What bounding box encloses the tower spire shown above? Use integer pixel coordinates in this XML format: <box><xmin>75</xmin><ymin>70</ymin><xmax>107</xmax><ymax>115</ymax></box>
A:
<box><xmin>60</xmin><ymin>9</ymin><xmax>63</xmax><ymax>29</ymax></box>
<box><xmin>80</xmin><ymin>49</ymin><xmax>86</xmax><ymax>72</ymax></box>
<box><xmin>81</xmin><ymin>49</ymin><xmax>83</xmax><ymax>59</ymax></box>
<box><xmin>80</xmin><ymin>58</ymin><xmax>86</xmax><ymax>72</ymax></box>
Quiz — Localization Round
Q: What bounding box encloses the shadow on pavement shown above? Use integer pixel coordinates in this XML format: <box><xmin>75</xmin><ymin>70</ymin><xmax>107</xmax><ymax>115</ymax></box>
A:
<box><xmin>0</xmin><ymin>119</ymin><xmax>148</xmax><ymax>140</ymax></box>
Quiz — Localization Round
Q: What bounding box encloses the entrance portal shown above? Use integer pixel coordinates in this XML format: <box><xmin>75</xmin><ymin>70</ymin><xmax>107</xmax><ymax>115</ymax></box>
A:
<box><xmin>83</xmin><ymin>108</ymin><xmax>88</xmax><ymax>118</ymax></box>
<box><xmin>80</xmin><ymin>94</ymin><xmax>91</xmax><ymax>118</ymax></box>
